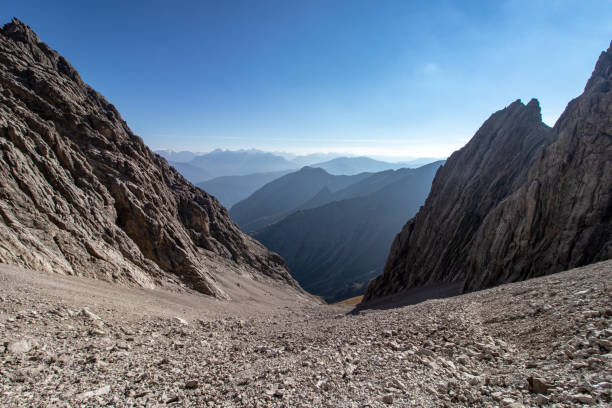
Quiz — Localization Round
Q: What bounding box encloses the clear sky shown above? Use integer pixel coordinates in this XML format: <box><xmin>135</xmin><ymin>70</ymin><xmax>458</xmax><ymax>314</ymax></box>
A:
<box><xmin>3</xmin><ymin>1</ymin><xmax>612</xmax><ymax>158</ymax></box>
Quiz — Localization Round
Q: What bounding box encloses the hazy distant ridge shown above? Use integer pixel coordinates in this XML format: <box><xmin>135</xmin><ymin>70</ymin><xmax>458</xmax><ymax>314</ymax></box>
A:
<box><xmin>254</xmin><ymin>161</ymin><xmax>444</xmax><ymax>301</ymax></box>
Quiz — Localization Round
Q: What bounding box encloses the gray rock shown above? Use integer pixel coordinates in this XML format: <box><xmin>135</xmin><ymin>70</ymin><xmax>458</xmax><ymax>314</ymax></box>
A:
<box><xmin>6</xmin><ymin>340</ymin><xmax>31</xmax><ymax>354</ymax></box>
<box><xmin>0</xmin><ymin>18</ymin><xmax>302</xmax><ymax>300</ymax></box>
<box><xmin>76</xmin><ymin>385</ymin><xmax>111</xmax><ymax>400</ymax></box>
<box><xmin>364</xmin><ymin>41</ymin><xmax>612</xmax><ymax>302</ymax></box>
<box><xmin>382</xmin><ymin>394</ymin><xmax>394</xmax><ymax>404</ymax></box>
<box><xmin>80</xmin><ymin>308</ymin><xmax>101</xmax><ymax>321</ymax></box>
<box><xmin>572</xmin><ymin>393</ymin><xmax>595</xmax><ymax>404</ymax></box>
<box><xmin>596</xmin><ymin>338</ymin><xmax>612</xmax><ymax>351</ymax></box>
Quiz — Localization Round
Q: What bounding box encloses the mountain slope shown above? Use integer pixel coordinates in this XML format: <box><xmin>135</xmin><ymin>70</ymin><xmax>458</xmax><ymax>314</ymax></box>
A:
<box><xmin>323</xmin><ymin>165</ymin><xmax>441</xmax><ymax>203</ymax></box>
<box><xmin>365</xmin><ymin>42</ymin><xmax>612</xmax><ymax>302</ymax></box>
<box><xmin>0</xmin><ymin>18</ymin><xmax>301</xmax><ymax>300</ymax></box>
<box><xmin>230</xmin><ymin>167</ymin><xmax>370</xmax><ymax>232</ymax></box>
<box><xmin>255</xmin><ymin>162</ymin><xmax>443</xmax><ymax>301</ymax></box>
<box><xmin>154</xmin><ymin>149</ymin><xmax>200</xmax><ymax>163</ymax></box>
<box><xmin>196</xmin><ymin>170</ymin><xmax>291</xmax><ymax>209</ymax></box>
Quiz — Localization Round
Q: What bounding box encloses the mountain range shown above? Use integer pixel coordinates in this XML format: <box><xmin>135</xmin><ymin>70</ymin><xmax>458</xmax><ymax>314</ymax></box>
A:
<box><xmin>230</xmin><ymin>167</ymin><xmax>372</xmax><ymax>232</ymax></box>
<box><xmin>155</xmin><ymin>149</ymin><xmax>443</xmax><ymax>210</ymax></box>
<box><xmin>196</xmin><ymin>170</ymin><xmax>292</xmax><ymax>209</ymax></box>
<box><xmin>154</xmin><ymin>149</ymin><xmax>201</xmax><ymax>163</ymax></box>
<box><xmin>189</xmin><ymin>149</ymin><xmax>297</xmax><ymax>178</ymax></box>
<box><xmin>310</xmin><ymin>156</ymin><xmax>409</xmax><ymax>175</ymax></box>
<box><xmin>155</xmin><ymin>148</ymin><xmax>441</xmax><ymax>182</ymax></box>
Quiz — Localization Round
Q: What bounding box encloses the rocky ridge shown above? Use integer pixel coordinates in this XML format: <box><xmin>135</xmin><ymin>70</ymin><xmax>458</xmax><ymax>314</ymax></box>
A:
<box><xmin>230</xmin><ymin>166</ymin><xmax>370</xmax><ymax>232</ymax></box>
<box><xmin>365</xmin><ymin>42</ymin><xmax>612</xmax><ymax>301</ymax></box>
<box><xmin>0</xmin><ymin>18</ymin><xmax>300</xmax><ymax>299</ymax></box>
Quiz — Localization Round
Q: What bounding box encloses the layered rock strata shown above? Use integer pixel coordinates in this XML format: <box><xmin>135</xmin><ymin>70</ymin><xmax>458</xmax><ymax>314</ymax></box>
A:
<box><xmin>0</xmin><ymin>18</ymin><xmax>297</xmax><ymax>299</ymax></box>
<box><xmin>365</xmin><ymin>42</ymin><xmax>612</xmax><ymax>301</ymax></box>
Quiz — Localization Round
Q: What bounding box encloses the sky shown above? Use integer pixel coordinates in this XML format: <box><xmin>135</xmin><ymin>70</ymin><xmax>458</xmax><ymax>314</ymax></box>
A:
<box><xmin>3</xmin><ymin>1</ymin><xmax>612</xmax><ymax>159</ymax></box>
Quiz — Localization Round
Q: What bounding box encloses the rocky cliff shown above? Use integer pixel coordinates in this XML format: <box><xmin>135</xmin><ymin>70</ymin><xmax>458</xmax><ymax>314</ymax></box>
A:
<box><xmin>464</xmin><ymin>43</ymin><xmax>612</xmax><ymax>291</ymax></box>
<box><xmin>0</xmin><ymin>18</ymin><xmax>298</xmax><ymax>299</ymax></box>
<box><xmin>364</xmin><ymin>42</ymin><xmax>612</xmax><ymax>302</ymax></box>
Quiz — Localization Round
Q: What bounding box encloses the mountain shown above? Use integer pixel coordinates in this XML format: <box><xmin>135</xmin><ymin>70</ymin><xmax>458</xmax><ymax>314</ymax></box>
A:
<box><xmin>402</xmin><ymin>157</ymin><xmax>444</xmax><ymax>168</ymax></box>
<box><xmin>364</xmin><ymin>42</ymin><xmax>612</xmax><ymax>303</ymax></box>
<box><xmin>295</xmin><ymin>164</ymin><xmax>438</xmax><ymax>210</ymax></box>
<box><xmin>154</xmin><ymin>149</ymin><xmax>200</xmax><ymax>163</ymax></box>
<box><xmin>158</xmin><ymin>149</ymin><xmax>441</xmax><ymax>184</ymax></box>
<box><xmin>313</xmin><ymin>164</ymin><xmax>444</xmax><ymax>205</ymax></box>
<box><xmin>196</xmin><ymin>170</ymin><xmax>291</xmax><ymax>209</ymax></box>
<box><xmin>188</xmin><ymin>149</ymin><xmax>298</xmax><ymax>179</ymax></box>
<box><xmin>168</xmin><ymin>161</ymin><xmax>211</xmax><ymax>183</ymax></box>
<box><xmin>289</xmin><ymin>152</ymin><xmax>346</xmax><ymax>167</ymax></box>
<box><xmin>254</xmin><ymin>162</ymin><xmax>443</xmax><ymax>302</ymax></box>
<box><xmin>0</xmin><ymin>18</ymin><xmax>303</xmax><ymax>300</ymax></box>
<box><xmin>230</xmin><ymin>167</ymin><xmax>370</xmax><ymax>232</ymax></box>
<box><xmin>311</xmin><ymin>156</ymin><xmax>403</xmax><ymax>175</ymax></box>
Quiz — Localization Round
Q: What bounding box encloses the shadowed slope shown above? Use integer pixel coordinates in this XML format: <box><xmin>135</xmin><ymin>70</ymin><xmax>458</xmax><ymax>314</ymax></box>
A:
<box><xmin>365</xmin><ymin>42</ymin><xmax>612</xmax><ymax>302</ymax></box>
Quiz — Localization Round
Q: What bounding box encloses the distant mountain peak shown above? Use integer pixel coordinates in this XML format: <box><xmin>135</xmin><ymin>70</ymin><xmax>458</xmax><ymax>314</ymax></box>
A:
<box><xmin>299</xmin><ymin>166</ymin><xmax>329</xmax><ymax>173</ymax></box>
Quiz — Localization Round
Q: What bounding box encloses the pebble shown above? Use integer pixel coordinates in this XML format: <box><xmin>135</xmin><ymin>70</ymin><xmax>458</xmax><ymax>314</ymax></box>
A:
<box><xmin>80</xmin><ymin>308</ymin><xmax>102</xmax><ymax>321</ymax></box>
<box><xmin>76</xmin><ymin>385</ymin><xmax>111</xmax><ymax>400</ymax></box>
<box><xmin>174</xmin><ymin>317</ymin><xmax>189</xmax><ymax>326</ymax></box>
<box><xmin>572</xmin><ymin>393</ymin><xmax>595</xmax><ymax>404</ymax></box>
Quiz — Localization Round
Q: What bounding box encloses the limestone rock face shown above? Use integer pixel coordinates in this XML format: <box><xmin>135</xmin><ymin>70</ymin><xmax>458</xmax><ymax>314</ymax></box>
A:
<box><xmin>0</xmin><ymin>18</ymin><xmax>297</xmax><ymax>298</ymax></box>
<box><xmin>465</xmin><ymin>44</ymin><xmax>612</xmax><ymax>291</ymax></box>
<box><xmin>364</xmin><ymin>99</ymin><xmax>553</xmax><ymax>300</ymax></box>
<box><xmin>365</xmin><ymin>42</ymin><xmax>612</xmax><ymax>301</ymax></box>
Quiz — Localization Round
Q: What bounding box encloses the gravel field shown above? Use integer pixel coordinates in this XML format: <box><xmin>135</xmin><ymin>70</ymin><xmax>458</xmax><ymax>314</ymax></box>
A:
<box><xmin>1</xmin><ymin>260</ymin><xmax>611</xmax><ymax>407</ymax></box>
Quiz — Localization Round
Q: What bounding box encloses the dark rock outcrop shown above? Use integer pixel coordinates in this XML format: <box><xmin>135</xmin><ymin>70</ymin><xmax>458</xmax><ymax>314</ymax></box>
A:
<box><xmin>364</xmin><ymin>42</ymin><xmax>612</xmax><ymax>302</ymax></box>
<box><xmin>0</xmin><ymin>18</ymin><xmax>298</xmax><ymax>299</ymax></box>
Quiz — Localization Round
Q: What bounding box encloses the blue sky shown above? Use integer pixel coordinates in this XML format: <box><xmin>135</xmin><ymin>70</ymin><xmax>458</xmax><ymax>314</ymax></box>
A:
<box><xmin>3</xmin><ymin>1</ymin><xmax>612</xmax><ymax>158</ymax></box>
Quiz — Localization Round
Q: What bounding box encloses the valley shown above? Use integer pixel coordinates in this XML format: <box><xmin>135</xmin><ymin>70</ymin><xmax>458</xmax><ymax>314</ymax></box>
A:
<box><xmin>253</xmin><ymin>162</ymin><xmax>443</xmax><ymax>301</ymax></box>
<box><xmin>0</xmin><ymin>10</ymin><xmax>611</xmax><ymax>408</ymax></box>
